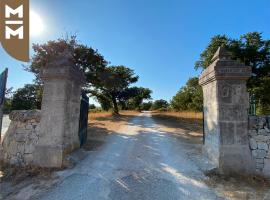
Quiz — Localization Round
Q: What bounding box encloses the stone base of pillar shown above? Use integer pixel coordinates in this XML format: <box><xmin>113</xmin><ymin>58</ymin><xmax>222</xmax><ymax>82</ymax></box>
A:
<box><xmin>34</xmin><ymin>145</ymin><xmax>64</xmax><ymax>168</ymax></box>
<box><xmin>219</xmin><ymin>145</ymin><xmax>255</xmax><ymax>175</ymax></box>
<box><xmin>34</xmin><ymin>141</ymin><xmax>80</xmax><ymax>168</ymax></box>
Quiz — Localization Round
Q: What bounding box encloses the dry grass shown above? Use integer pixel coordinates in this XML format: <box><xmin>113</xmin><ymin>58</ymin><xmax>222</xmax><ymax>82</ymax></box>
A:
<box><xmin>89</xmin><ymin>110</ymin><xmax>139</xmax><ymax>121</ymax></box>
<box><xmin>152</xmin><ymin>111</ymin><xmax>203</xmax><ymax>133</ymax></box>
<box><xmin>152</xmin><ymin>111</ymin><xmax>203</xmax><ymax>120</ymax></box>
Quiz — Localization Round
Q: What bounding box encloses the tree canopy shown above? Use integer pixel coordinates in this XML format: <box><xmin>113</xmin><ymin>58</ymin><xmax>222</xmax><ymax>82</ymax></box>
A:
<box><xmin>25</xmin><ymin>37</ymin><xmax>152</xmax><ymax>114</ymax></box>
<box><xmin>151</xmin><ymin>99</ymin><xmax>169</xmax><ymax>111</ymax></box>
<box><xmin>171</xmin><ymin>77</ymin><xmax>203</xmax><ymax>112</ymax></box>
<box><xmin>118</xmin><ymin>87</ymin><xmax>152</xmax><ymax>110</ymax></box>
<box><xmin>11</xmin><ymin>84</ymin><xmax>42</xmax><ymax>110</ymax></box>
<box><xmin>195</xmin><ymin>32</ymin><xmax>270</xmax><ymax>114</ymax></box>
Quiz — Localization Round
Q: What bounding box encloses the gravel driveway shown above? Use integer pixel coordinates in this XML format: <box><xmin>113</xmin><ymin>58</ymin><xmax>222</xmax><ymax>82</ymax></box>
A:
<box><xmin>38</xmin><ymin>112</ymin><xmax>223</xmax><ymax>200</ymax></box>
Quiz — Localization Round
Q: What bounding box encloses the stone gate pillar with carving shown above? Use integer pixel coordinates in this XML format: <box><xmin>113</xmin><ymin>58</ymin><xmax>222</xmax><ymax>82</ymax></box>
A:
<box><xmin>199</xmin><ymin>47</ymin><xmax>255</xmax><ymax>174</ymax></box>
<box><xmin>34</xmin><ymin>51</ymin><xmax>85</xmax><ymax>168</ymax></box>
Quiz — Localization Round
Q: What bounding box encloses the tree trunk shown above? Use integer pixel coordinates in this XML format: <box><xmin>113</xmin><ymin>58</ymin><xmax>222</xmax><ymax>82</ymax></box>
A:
<box><xmin>112</xmin><ymin>96</ymin><xmax>119</xmax><ymax>115</ymax></box>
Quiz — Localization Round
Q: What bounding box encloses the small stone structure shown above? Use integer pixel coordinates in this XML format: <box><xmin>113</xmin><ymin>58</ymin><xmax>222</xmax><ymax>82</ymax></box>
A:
<box><xmin>0</xmin><ymin>50</ymin><xmax>85</xmax><ymax>168</ymax></box>
<box><xmin>34</xmin><ymin>50</ymin><xmax>85</xmax><ymax>168</ymax></box>
<box><xmin>248</xmin><ymin>116</ymin><xmax>270</xmax><ymax>176</ymax></box>
<box><xmin>2</xmin><ymin>110</ymin><xmax>41</xmax><ymax>166</ymax></box>
<box><xmin>199</xmin><ymin>47</ymin><xmax>255</xmax><ymax>174</ymax></box>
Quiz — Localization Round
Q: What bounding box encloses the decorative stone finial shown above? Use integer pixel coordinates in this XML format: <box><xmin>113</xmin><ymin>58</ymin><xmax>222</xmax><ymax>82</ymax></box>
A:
<box><xmin>211</xmin><ymin>47</ymin><xmax>232</xmax><ymax>62</ymax></box>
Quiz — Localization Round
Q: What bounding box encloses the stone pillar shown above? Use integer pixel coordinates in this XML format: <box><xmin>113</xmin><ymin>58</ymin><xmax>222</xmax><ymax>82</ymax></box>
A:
<box><xmin>199</xmin><ymin>47</ymin><xmax>255</xmax><ymax>174</ymax></box>
<box><xmin>34</xmin><ymin>50</ymin><xmax>85</xmax><ymax>168</ymax></box>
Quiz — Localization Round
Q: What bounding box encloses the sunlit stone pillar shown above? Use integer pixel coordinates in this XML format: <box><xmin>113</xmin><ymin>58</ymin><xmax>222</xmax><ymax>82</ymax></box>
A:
<box><xmin>34</xmin><ymin>50</ymin><xmax>85</xmax><ymax>168</ymax></box>
<box><xmin>199</xmin><ymin>47</ymin><xmax>255</xmax><ymax>174</ymax></box>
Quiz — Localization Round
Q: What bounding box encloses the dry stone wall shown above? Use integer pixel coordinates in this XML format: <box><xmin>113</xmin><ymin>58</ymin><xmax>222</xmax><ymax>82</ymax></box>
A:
<box><xmin>1</xmin><ymin>110</ymin><xmax>41</xmax><ymax>166</ymax></box>
<box><xmin>248</xmin><ymin>116</ymin><xmax>270</xmax><ymax>176</ymax></box>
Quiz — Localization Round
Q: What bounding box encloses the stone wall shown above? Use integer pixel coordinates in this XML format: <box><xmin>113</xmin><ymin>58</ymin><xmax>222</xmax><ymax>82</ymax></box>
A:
<box><xmin>249</xmin><ymin>116</ymin><xmax>270</xmax><ymax>177</ymax></box>
<box><xmin>1</xmin><ymin>110</ymin><xmax>41</xmax><ymax>166</ymax></box>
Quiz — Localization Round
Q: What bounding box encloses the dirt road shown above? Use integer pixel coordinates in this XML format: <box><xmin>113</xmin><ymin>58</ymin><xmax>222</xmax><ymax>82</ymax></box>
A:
<box><xmin>15</xmin><ymin>113</ymin><xmax>270</xmax><ymax>200</ymax></box>
<box><xmin>35</xmin><ymin>112</ymin><xmax>269</xmax><ymax>200</ymax></box>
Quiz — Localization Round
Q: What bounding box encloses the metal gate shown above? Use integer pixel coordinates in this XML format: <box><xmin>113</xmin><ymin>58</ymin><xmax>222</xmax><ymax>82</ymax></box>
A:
<box><xmin>249</xmin><ymin>93</ymin><xmax>256</xmax><ymax>116</ymax></box>
<box><xmin>78</xmin><ymin>92</ymin><xmax>89</xmax><ymax>147</ymax></box>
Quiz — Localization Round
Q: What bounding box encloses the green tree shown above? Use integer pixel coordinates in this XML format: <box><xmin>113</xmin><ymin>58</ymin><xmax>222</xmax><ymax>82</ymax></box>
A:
<box><xmin>151</xmin><ymin>99</ymin><xmax>169</xmax><ymax>111</ymax></box>
<box><xmin>11</xmin><ymin>84</ymin><xmax>42</xmax><ymax>110</ymax></box>
<box><xmin>119</xmin><ymin>87</ymin><xmax>152</xmax><ymax>110</ymax></box>
<box><xmin>171</xmin><ymin>77</ymin><xmax>203</xmax><ymax>112</ymax></box>
<box><xmin>26</xmin><ymin>37</ymin><xmax>151</xmax><ymax>115</ymax></box>
<box><xmin>195</xmin><ymin>32</ymin><xmax>270</xmax><ymax>114</ymax></box>
<box><xmin>26</xmin><ymin>37</ymin><xmax>108</xmax><ymax>86</ymax></box>
<box><xmin>90</xmin><ymin>90</ymin><xmax>112</xmax><ymax>111</ymax></box>
<box><xmin>140</xmin><ymin>102</ymin><xmax>153</xmax><ymax>111</ymax></box>
<box><xmin>92</xmin><ymin>66</ymin><xmax>139</xmax><ymax>114</ymax></box>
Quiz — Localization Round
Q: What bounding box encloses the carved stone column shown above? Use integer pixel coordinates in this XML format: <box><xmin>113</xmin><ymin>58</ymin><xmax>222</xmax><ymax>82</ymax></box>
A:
<box><xmin>199</xmin><ymin>47</ymin><xmax>255</xmax><ymax>174</ymax></box>
<box><xmin>34</xmin><ymin>51</ymin><xmax>85</xmax><ymax>168</ymax></box>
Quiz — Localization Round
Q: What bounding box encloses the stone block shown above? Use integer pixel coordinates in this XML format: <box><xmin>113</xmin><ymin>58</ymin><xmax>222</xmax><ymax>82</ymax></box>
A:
<box><xmin>254</xmin><ymin>135</ymin><xmax>270</xmax><ymax>142</ymax></box>
<box><xmin>25</xmin><ymin>124</ymin><xmax>33</xmax><ymax>130</ymax></box>
<box><xmin>258</xmin><ymin>117</ymin><xmax>267</xmax><ymax>129</ymax></box>
<box><xmin>219</xmin><ymin>146</ymin><xmax>254</xmax><ymax>174</ymax></box>
<box><xmin>266</xmin><ymin>152</ymin><xmax>270</xmax><ymax>159</ymax></box>
<box><xmin>15</xmin><ymin>133</ymin><xmax>27</xmax><ymax>142</ymax></box>
<box><xmin>256</xmin><ymin>163</ymin><xmax>264</xmax><ymax>170</ymax></box>
<box><xmin>235</xmin><ymin>122</ymin><xmax>248</xmax><ymax>145</ymax></box>
<box><xmin>258</xmin><ymin>129</ymin><xmax>268</xmax><ymax>136</ymax></box>
<box><xmin>17</xmin><ymin>143</ymin><xmax>25</xmax><ymax>153</ymax></box>
<box><xmin>256</xmin><ymin>158</ymin><xmax>264</xmax><ymax>164</ymax></box>
<box><xmin>263</xmin><ymin>159</ymin><xmax>270</xmax><ymax>177</ymax></box>
<box><xmin>248</xmin><ymin>130</ymin><xmax>257</xmax><ymax>137</ymax></box>
<box><xmin>249</xmin><ymin>138</ymin><xmax>257</xmax><ymax>150</ymax></box>
<box><xmin>257</xmin><ymin>142</ymin><xmax>269</xmax><ymax>151</ymax></box>
<box><xmin>34</xmin><ymin>145</ymin><xmax>64</xmax><ymax>168</ymax></box>
<box><xmin>24</xmin><ymin>154</ymin><xmax>33</xmax><ymax>164</ymax></box>
<box><xmin>252</xmin><ymin>150</ymin><xmax>267</xmax><ymax>159</ymax></box>
<box><xmin>24</xmin><ymin>143</ymin><xmax>35</xmax><ymax>154</ymax></box>
<box><xmin>220</xmin><ymin>122</ymin><xmax>235</xmax><ymax>145</ymax></box>
<box><xmin>249</xmin><ymin>116</ymin><xmax>258</xmax><ymax>129</ymax></box>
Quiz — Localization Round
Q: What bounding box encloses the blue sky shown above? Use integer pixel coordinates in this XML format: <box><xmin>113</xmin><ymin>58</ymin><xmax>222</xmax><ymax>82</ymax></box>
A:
<box><xmin>1</xmin><ymin>0</ymin><xmax>270</xmax><ymax>104</ymax></box>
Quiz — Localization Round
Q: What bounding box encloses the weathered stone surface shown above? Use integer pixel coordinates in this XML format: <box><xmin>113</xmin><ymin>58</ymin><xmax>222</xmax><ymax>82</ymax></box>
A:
<box><xmin>199</xmin><ymin>47</ymin><xmax>254</xmax><ymax>174</ymax></box>
<box><xmin>248</xmin><ymin>115</ymin><xmax>270</xmax><ymax>177</ymax></box>
<box><xmin>265</xmin><ymin>127</ymin><xmax>270</xmax><ymax>133</ymax></box>
<box><xmin>9</xmin><ymin>110</ymin><xmax>41</xmax><ymax>122</ymax></box>
<box><xmin>263</xmin><ymin>159</ymin><xmax>270</xmax><ymax>176</ymax></box>
<box><xmin>2</xmin><ymin>110</ymin><xmax>41</xmax><ymax>166</ymax></box>
<box><xmin>266</xmin><ymin>152</ymin><xmax>270</xmax><ymax>159</ymax></box>
<box><xmin>249</xmin><ymin>138</ymin><xmax>257</xmax><ymax>150</ymax></box>
<box><xmin>34</xmin><ymin>50</ymin><xmax>85</xmax><ymax>168</ymax></box>
<box><xmin>258</xmin><ymin>118</ymin><xmax>267</xmax><ymax>129</ymax></box>
<box><xmin>254</xmin><ymin>135</ymin><xmax>270</xmax><ymax>142</ymax></box>
<box><xmin>258</xmin><ymin>129</ymin><xmax>268</xmax><ymax>136</ymax></box>
<box><xmin>257</xmin><ymin>142</ymin><xmax>269</xmax><ymax>151</ymax></box>
<box><xmin>248</xmin><ymin>129</ymin><xmax>257</xmax><ymax>137</ymax></box>
<box><xmin>252</xmin><ymin>150</ymin><xmax>267</xmax><ymax>159</ymax></box>
<box><xmin>256</xmin><ymin>163</ymin><xmax>264</xmax><ymax>170</ymax></box>
<box><xmin>256</xmin><ymin>158</ymin><xmax>264</xmax><ymax>164</ymax></box>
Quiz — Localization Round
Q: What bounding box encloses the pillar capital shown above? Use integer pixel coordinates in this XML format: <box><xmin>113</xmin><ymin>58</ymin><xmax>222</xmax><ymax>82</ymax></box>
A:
<box><xmin>199</xmin><ymin>47</ymin><xmax>252</xmax><ymax>86</ymax></box>
<box><xmin>40</xmin><ymin>49</ymin><xmax>86</xmax><ymax>85</ymax></box>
